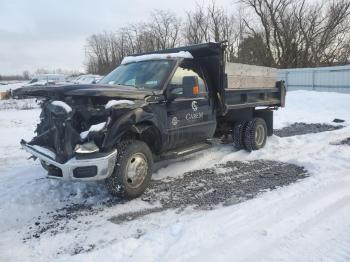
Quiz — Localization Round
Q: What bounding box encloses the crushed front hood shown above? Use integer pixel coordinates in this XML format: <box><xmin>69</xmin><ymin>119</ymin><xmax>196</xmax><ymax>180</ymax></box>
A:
<box><xmin>13</xmin><ymin>84</ymin><xmax>153</xmax><ymax>100</ymax></box>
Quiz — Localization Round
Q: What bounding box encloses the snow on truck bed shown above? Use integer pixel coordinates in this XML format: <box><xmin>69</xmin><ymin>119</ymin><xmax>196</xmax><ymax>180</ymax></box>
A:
<box><xmin>0</xmin><ymin>91</ymin><xmax>350</xmax><ymax>261</ymax></box>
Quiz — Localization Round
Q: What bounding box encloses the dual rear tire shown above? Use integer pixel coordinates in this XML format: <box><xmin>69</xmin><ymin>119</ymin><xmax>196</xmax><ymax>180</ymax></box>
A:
<box><xmin>233</xmin><ymin>118</ymin><xmax>267</xmax><ymax>152</ymax></box>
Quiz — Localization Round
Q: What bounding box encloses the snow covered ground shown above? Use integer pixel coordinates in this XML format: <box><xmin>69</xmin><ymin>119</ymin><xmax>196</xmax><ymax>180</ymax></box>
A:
<box><xmin>0</xmin><ymin>91</ymin><xmax>349</xmax><ymax>261</ymax></box>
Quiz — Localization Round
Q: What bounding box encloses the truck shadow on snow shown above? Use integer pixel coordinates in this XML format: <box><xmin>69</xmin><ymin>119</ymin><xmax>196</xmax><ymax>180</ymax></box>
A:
<box><xmin>24</xmin><ymin>160</ymin><xmax>308</xmax><ymax>246</ymax></box>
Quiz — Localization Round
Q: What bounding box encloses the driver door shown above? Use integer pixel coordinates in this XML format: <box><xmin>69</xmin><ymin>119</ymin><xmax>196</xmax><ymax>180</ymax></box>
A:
<box><xmin>165</xmin><ymin>60</ymin><xmax>216</xmax><ymax>149</ymax></box>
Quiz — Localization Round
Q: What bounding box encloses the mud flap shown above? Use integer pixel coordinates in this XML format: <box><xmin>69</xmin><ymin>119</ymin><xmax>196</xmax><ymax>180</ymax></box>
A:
<box><xmin>254</xmin><ymin>109</ymin><xmax>273</xmax><ymax>136</ymax></box>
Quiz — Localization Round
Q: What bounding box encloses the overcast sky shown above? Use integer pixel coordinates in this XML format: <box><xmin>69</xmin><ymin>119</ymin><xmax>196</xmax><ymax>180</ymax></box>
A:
<box><xmin>0</xmin><ymin>0</ymin><xmax>235</xmax><ymax>75</ymax></box>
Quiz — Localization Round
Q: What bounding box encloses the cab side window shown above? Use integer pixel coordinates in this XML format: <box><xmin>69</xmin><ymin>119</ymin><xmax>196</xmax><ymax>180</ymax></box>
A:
<box><xmin>168</xmin><ymin>62</ymin><xmax>207</xmax><ymax>98</ymax></box>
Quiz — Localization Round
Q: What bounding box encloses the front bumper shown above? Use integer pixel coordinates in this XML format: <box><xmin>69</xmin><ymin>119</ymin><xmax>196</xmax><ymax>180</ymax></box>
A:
<box><xmin>21</xmin><ymin>142</ymin><xmax>117</xmax><ymax>181</ymax></box>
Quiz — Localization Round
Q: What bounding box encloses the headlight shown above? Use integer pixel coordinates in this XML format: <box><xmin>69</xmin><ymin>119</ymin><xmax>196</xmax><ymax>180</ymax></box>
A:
<box><xmin>74</xmin><ymin>142</ymin><xmax>99</xmax><ymax>154</ymax></box>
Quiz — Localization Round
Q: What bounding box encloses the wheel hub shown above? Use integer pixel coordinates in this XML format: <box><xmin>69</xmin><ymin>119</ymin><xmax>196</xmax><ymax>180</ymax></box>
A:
<box><xmin>255</xmin><ymin>125</ymin><xmax>265</xmax><ymax>146</ymax></box>
<box><xmin>125</xmin><ymin>153</ymin><xmax>148</xmax><ymax>188</ymax></box>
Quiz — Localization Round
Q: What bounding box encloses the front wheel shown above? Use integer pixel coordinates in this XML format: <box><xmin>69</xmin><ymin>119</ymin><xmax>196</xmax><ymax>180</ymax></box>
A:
<box><xmin>105</xmin><ymin>140</ymin><xmax>153</xmax><ymax>199</ymax></box>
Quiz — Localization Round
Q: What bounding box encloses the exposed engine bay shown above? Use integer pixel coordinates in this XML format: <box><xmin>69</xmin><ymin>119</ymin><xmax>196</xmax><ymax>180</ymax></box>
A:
<box><xmin>26</xmin><ymin>96</ymin><xmax>137</xmax><ymax>163</ymax></box>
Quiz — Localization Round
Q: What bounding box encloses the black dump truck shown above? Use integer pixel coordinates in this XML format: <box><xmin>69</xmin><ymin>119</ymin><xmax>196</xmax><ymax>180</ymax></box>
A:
<box><xmin>15</xmin><ymin>42</ymin><xmax>286</xmax><ymax>198</ymax></box>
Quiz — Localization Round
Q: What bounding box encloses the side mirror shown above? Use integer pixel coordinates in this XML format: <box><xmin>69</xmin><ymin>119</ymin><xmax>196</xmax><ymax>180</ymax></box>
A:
<box><xmin>182</xmin><ymin>76</ymin><xmax>199</xmax><ymax>97</ymax></box>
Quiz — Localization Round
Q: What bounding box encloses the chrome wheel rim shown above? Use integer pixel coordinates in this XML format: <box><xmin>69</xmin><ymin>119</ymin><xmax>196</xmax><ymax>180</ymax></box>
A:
<box><xmin>255</xmin><ymin>125</ymin><xmax>265</xmax><ymax>146</ymax></box>
<box><xmin>125</xmin><ymin>153</ymin><xmax>148</xmax><ymax>188</ymax></box>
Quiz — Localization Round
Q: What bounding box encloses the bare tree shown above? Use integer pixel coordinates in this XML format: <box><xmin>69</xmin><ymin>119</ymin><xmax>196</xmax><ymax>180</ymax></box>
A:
<box><xmin>183</xmin><ymin>1</ymin><xmax>244</xmax><ymax>61</ymax></box>
<box><xmin>148</xmin><ymin>10</ymin><xmax>182</xmax><ymax>49</ymax></box>
<box><xmin>85</xmin><ymin>32</ymin><xmax>122</xmax><ymax>75</ymax></box>
<box><xmin>85</xmin><ymin>0</ymin><xmax>350</xmax><ymax>74</ymax></box>
<box><xmin>296</xmin><ymin>0</ymin><xmax>350</xmax><ymax>66</ymax></box>
<box><xmin>22</xmin><ymin>70</ymin><xmax>30</xmax><ymax>80</ymax></box>
<box><xmin>85</xmin><ymin>10</ymin><xmax>181</xmax><ymax>74</ymax></box>
<box><xmin>184</xmin><ymin>3</ymin><xmax>210</xmax><ymax>44</ymax></box>
<box><xmin>240</xmin><ymin>0</ymin><xmax>350</xmax><ymax>68</ymax></box>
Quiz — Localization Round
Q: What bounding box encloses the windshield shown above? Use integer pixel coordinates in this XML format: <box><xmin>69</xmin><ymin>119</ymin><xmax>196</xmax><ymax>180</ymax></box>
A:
<box><xmin>99</xmin><ymin>60</ymin><xmax>175</xmax><ymax>90</ymax></box>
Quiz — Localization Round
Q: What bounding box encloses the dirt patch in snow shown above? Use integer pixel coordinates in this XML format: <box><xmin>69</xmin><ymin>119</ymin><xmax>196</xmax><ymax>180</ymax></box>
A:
<box><xmin>25</xmin><ymin>160</ymin><xmax>307</xmax><ymax>245</ymax></box>
<box><xmin>331</xmin><ymin>137</ymin><xmax>350</xmax><ymax>146</ymax></box>
<box><xmin>110</xmin><ymin>160</ymin><xmax>307</xmax><ymax>223</ymax></box>
<box><xmin>25</xmin><ymin>203</ymin><xmax>104</xmax><ymax>240</ymax></box>
<box><xmin>274</xmin><ymin>122</ymin><xmax>344</xmax><ymax>137</ymax></box>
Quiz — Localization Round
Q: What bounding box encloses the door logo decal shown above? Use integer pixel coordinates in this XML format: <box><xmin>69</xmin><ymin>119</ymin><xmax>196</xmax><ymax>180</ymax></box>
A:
<box><xmin>187</xmin><ymin>101</ymin><xmax>203</xmax><ymax>121</ymax></box>
<box><xmin>171</xmin><ymin>116</ymin><xmax>179</xmax><ymax>126</ymax></box>
<box><xmin>191</xmin><ymin>101</ymin><xmax>198</xmax><ymax>111</ymax></box>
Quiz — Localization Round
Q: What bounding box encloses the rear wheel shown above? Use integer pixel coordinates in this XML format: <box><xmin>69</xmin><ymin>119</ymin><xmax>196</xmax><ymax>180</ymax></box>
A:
<box><xmin>232</xmin><ymin>121</ymin><xmax>247</xmax><ymax>150</ymax></box>
<box><xmin>244</xmin><ymin>118</ymin><xmax>267</xmax><ymax>152</ymax></box>
<box><xmin>105</xmin><ymin>140</ymin><xmax>153</xmax><ymax>199</ymax></box>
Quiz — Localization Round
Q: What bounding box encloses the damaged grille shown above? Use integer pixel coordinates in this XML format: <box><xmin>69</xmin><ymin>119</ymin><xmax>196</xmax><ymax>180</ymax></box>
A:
<box><xmin>30</xmin><ymin>103</ymin><xmax>80</xmax><ymax>163</ymax></box>
<box><xmin>29</xmin><ymin>100</ymin><xmax>108</xmax><ymax>163</ymax></box>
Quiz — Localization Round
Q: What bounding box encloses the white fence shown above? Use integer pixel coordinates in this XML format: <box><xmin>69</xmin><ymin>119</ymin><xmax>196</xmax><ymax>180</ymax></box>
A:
<box><xmin>278</xmin><ymin>65</ymin><xmax>350</xmax><ymax>93</ymax></box>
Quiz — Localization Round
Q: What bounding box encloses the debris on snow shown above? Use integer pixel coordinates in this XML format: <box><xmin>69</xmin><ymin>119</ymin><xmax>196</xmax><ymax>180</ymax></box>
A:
<box><xmin>331</xmin><ymin>137</ymin><xmax>350</xmax><ymax>146</ymax></box>
<box><xmin>274</xmin><ymin>122</ymin><xmax>344</xmax><ymax>137</ymax></box>
<box><xmin>333</xmin><ymin>118</ymin><xmax>345</xmax><ymax>123</ymax></box>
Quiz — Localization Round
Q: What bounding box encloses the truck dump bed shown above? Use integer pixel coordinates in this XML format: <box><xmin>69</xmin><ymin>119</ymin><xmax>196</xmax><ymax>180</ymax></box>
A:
<box><xmin>223</xmin><ymin>62</ymin><xmax>284</xmax><ymax>110</ymax></box>
<box><xmin>225</xmin><ymin>63</ymin><xmax>277</xmax><ymax>89</ymax></box>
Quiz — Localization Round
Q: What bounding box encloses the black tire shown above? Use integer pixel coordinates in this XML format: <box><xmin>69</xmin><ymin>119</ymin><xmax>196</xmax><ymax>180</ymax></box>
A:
<box><xmin>105</xmin><ymin>140</ymin><xmax>153</xmax><ymax>199</ymax></box>
<box><xmin>243</xmin><ymin>118</ymin><xmax>267</xmax><ymax>152</ymax></box>
<box><xmin>232</xmin><ymin>121</ymin><xmax>247</xmax><ymax>150</ymax></box>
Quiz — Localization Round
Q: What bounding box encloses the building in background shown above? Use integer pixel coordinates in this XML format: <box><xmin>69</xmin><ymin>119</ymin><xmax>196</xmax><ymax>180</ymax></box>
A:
<box><xmin>278</xmin><ymin>65</ymin><xmax>350</xmax><ymax>94</ymax></box>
